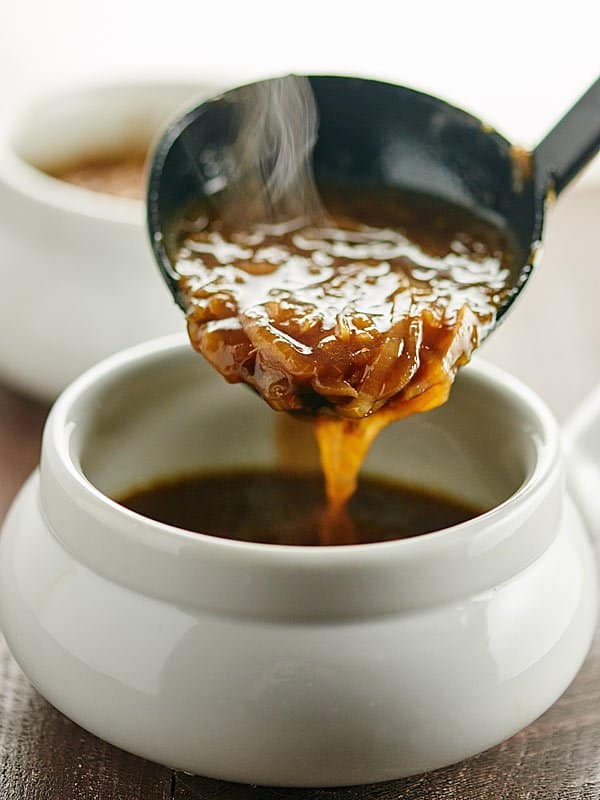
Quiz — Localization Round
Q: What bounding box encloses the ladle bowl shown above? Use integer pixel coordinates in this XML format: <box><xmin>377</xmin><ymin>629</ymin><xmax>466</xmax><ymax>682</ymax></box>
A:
<box><xmin>147</xmin><ymin>74</ymin><xmax>600</xmax><ymax>332</ymax></box>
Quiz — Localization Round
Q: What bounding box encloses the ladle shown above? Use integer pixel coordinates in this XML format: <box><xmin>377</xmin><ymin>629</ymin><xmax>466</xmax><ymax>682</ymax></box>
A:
<box><xmin>147</xmin><ymin>74</ymin><xmax>600</xmax><ymax>331</ymax></box>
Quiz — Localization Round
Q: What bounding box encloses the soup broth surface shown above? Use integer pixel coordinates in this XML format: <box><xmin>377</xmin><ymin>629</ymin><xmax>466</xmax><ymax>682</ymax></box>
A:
<box><xmin>49</xmin><ymin>153</ymin><xmax>147</xmax><ymax>199</ymax></box>
<box><xmin>119</xmin><ymin>470</ymin><xmax>482</xmax><ymax>546</ymax></box>
<box><xmin>175</xmin><ymin>188</ymin><xmax>514</xmax><ymax>420</ymax></box>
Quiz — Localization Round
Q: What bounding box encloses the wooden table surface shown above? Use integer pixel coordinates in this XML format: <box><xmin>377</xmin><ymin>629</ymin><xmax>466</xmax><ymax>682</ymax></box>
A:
<box><xmin>1</xmin><ymin>183</ymin><xmax>600</xmax><ymax>798</ymax></box>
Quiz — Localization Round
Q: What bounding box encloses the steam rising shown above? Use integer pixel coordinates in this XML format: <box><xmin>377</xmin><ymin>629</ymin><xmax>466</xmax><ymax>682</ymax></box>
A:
<box><xmin>219</xmin><ymin>75</ymin><xmax>323</xmax><ymax>227</ymax></box>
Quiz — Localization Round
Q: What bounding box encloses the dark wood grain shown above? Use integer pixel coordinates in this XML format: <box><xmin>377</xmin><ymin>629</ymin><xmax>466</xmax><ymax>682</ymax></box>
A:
<box><xmin>0</xmin><ymin>383</ymin><xmax>48</xmax><ymax>521</ymax></box>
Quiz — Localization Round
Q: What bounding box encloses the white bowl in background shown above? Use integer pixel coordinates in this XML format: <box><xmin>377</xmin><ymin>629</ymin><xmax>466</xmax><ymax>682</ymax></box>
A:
<box><xmin>0</xmin><ymin>79</ymin><xmax>220</xmax><ymax>399</ymax></box>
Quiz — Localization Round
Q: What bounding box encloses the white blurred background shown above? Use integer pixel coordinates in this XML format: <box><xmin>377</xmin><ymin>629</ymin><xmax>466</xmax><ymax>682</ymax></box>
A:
<box><xmin>1</xmin><ymin>0</ymin><xmax>599</xmax><ymax>418</ymax></box>
<box><xmin>3</xmin><ymin>0</ymin><xmax>598</xmax><ymax>145</ymax></box>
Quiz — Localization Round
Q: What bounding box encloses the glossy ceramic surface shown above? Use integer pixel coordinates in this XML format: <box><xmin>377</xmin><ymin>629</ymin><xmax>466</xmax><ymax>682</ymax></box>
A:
<box><xmin>0</xmin><ymin>336</ymin><xmax>597</xmax><ymax>786</ymax></box>
<box><xmin>0</xmin><ymin>81</ymin><xmax>217</xmax><ymax>399</ymax></box>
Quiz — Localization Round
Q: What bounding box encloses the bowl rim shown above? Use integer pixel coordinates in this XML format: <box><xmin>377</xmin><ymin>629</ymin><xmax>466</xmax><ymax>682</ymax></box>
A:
<box><xmin>42</xmin><ymin>333</ymin><xmax>561</xmax><ymax>563</ymax></box>
<box><xmin>0</xmin><ymin>78</ymin><xmax>220</xmax><ymax>226</ymax></box>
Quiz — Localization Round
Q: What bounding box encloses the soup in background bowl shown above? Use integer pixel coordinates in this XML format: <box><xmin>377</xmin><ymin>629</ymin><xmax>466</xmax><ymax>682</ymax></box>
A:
<box><xmin>0</xmin><ymin>78</ymin><xmax>220</xmax><ymax>399</ymax></box>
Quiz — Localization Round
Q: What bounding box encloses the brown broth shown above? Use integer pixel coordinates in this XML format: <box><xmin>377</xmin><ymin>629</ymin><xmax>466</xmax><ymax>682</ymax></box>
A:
<box><xmin>118</xmin><ymin>470</ymin><xmax>482</xmax><ymax>546</ymax></box>
<box><xmin>48</xmin><ymin>153</ymin><xmax>147</xmax><ymax>200</ymax></box>
<box><xmin>172</xmin><ymin>187</ymin><xmax>514</xmax><ymax>533</ymax></box>
<box><xmin>176</xmin><ymin>189</ymin><xmax>513</xmax><ymax>423</ymax></box>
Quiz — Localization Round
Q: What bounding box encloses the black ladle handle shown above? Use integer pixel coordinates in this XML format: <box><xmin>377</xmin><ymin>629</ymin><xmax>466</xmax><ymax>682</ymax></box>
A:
<box><xmin>534</xmin><ymin>76</ymin><xmax>600</xmax><ymax>198</ymax></box>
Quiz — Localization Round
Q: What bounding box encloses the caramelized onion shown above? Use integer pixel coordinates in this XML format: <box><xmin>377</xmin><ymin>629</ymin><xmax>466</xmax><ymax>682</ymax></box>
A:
<box><xmin>176</xmin><ymin>189</ymin><xmax>513</xmax><ymax>539</ymax></box>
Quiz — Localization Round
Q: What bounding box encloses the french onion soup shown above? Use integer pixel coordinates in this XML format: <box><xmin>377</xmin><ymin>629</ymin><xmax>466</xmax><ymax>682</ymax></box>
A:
<box><xmin>48</xmin><ymin>152</ymin><xmax>147</xmax><ymax>200</ymax></box>
<box><xmin>122</xmin><ymin>79</ymin><xmax>516</xmax><ymax>545</ymax></box>
<box><xmin>155</xmin><ymin>186</ymin><xmax>513</xmax><ymax>542</ymax></box>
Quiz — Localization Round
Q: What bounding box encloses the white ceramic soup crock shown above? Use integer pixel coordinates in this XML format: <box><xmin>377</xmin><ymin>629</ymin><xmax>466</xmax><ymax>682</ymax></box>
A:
<box><xmin>0</xmin><ymin>334</ymin><xmax>597</xmax><ymax>787</ymax></box>
<box><xmin>0</xmin><ymin>80</ymin><xmax>218</xmax><ymax>400</ymax></box>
